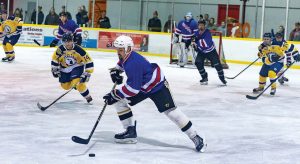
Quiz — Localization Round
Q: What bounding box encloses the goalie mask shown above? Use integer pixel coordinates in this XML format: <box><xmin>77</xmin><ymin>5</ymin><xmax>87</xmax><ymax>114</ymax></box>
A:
<box><xmin>113</xmin><ymin>35</ymin><xmax>134</xmax><ymax>52</ymax></box>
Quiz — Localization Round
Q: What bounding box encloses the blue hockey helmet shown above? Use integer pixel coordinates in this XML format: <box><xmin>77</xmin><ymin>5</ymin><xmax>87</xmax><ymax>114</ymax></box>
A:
<box><xmin>62</xmin><ymin>32</ymin><xmax>74</xmax><ymax>42</ymax></box>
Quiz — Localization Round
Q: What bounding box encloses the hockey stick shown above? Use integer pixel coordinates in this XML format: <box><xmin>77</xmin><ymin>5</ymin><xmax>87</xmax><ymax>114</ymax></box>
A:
<box><xmin>246</xmin><ymin>61</ymin><xmax>295</xmax><ymax>100</ymax></box>
<box><xmin>226</xmin><ymin>57</ymin><xmax>260</xmax><ymax>79</ymax></box>
<box><xmin>37</xmin><ymin>87</ymin><xmax>74</xmax><ymax>111</ymax></box>
<box><xmin>72</xmin><ymin>82</ymin><xmax>117</xmax><ymax>144</ymax></box>
<box><xmin>33</xmin><ymin>39</ymin><xmax>42</xmax><ymax>46</ymax></box>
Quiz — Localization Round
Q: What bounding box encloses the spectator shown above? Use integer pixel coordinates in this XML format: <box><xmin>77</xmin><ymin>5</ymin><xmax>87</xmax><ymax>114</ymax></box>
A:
<box><xmin>217</xmin><ymin>21</ymin><xmax>226</xmax><ymax>36</ymax></box>
<box><xmin>289</xmin><ymin>22</ymin><xmax>300</xmax><ymax>41</ymax></box>
<box><xmin>271</xmin><ymin>25</ymin><xmax>285</xmax><ymax>39</ymax></box>
<box><xmin>23</xmin><ymin>10</ymin><xmax>31</xmax><ymax>24</ymax></box>
<box><xmin>98</xmin><ymin>11</ymin><xmax>111</xmax><ymax>28</ymax></box>
<box><xmin>44</xmin><ymin>7</ymin><xmax>59</xmax><ymax>25</ymax></box>
<box><xmin>81</xmin><ymin>5</ymin><xmax>89</xmax><ymax>27</ymax></box>
<box><xmin>14</xmin><ymin>8</ymin><xmax>23</xmax><ymax>19</ymax></box>
<box><xmin>231</xmin><ymin>21</ymin><xmax>240</xmax><ymax>37</ymax></box>
<box><xmin>76</xmin><ymin>6</ymin><xmax>83</xmax><ymax>26</ymax></box>
<box><xmin>31</xmin><ymin>6</ymin><xmax>44</xmax><ymax>24</ymax></box>
<box><xmin>148</xmin><ymin>10</ymin><xmax>161</xmax><ymax>32</ymax></box>
<box><xmin>197</xmin><ymin>14</ymin><xmax>204</xmax><ymax>22</ymax></box>
<box><xmin>0</xmin><ymin>2</ymin><xmax>5</xmax><ymax>14</ymax></box>
<box><xmin>140</xmin><ymin>36</ymin><xmax>148</xmax><ymax>52</ymax></box>
<box><xmin>163</xmin><ymin>15</ymin><xmax>175</xmax><ymax>33</ymax></box>
<box><xmin>60</xmin><ymin>5</ymin><xmax>72</xmax><ymax>20</ymax></box>
<box><xmin>204</xmin><ymin>14</ymin><xmax>209</xmax><ymax>27</ymax></box>
<box><xmin>207</xmin><ymin>18</ymin><xmax>217</xmax><ymax>31</ymax></box>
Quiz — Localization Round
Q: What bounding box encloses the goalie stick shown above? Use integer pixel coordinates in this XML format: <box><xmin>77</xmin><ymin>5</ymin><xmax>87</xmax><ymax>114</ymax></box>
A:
<box><xmin>72</xmin><ymin>82</ymin><xmax>117</xmax><ymax>144</ymax></box>
<box><xmin>246</xmin><ymin>61</ymin><xmax>295</xmax><ymax>100</ymax></box>
<box><xmin>226</xmin><ymin>57</ymin><xmax>260</xmax><ymax>79</ymax></box>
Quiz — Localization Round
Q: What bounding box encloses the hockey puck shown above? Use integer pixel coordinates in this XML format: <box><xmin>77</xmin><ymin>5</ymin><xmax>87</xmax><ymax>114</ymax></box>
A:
<box><xmin>89</xmin><ymin>153</ymin><xmax>95</xmax><ymax>157</ymax></box>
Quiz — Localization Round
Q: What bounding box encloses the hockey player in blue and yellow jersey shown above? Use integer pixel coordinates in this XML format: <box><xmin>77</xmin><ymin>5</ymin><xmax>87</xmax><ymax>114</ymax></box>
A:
<box><xmin>253</xmin><ymin>40</ymin><xmax>289</xmax><ymax>95</ymax></box>
<box><xmin>50</xmin><ymin>12</ymin><xmax>82</xmax><ymax>47</ymax></box>
<box><xmin>51</xmin><ymin>33</ymin><xmax>94</xmax><ymax>103</ymax></box>
<box><xmin>0</xmin><ymin>10</ymin><xmax>22</xmax><ymax>62</ymax></box>
<box><xmin>102</xmin><ymin>35</ymin><xmax>206</xmax><ymax>152</ymax></box>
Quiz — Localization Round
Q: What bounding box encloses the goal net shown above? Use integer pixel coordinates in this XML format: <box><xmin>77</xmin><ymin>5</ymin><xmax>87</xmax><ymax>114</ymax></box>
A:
<box><xmin>170</xmin><ymin>31</ymin><xmax>229</xmax><ymax>69</ymax></box>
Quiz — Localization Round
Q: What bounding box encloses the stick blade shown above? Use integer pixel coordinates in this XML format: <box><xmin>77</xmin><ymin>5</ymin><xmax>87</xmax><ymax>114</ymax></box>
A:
<box><xmin>225</xmin><ymin>76</ymin><xmax>235</xmax><ymax>79</ymax></box>
<box><xmin>72</xmin><ymin>136</ymin><xmax>89</xmax><ymax>144</ymax></box>
<box><xmin>246</xmin><ymin>95</ymin><xmax>258</xmax><ymax>100</ymax></box>
<box><xmin>37</xmin><ymin>102</ymin><xmax>47</xmax><ymax>111</ymax></box>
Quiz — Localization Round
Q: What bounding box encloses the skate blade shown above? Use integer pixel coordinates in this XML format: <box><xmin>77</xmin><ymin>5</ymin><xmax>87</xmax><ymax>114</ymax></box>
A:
<box><xmin>199</xmin><ymin>143</ymin><xmax>207</xmax><ymax>153</ymax></box>
<box><xmin>115</xmin><ymin>138</ymin><xmax>137</xmax><ymax>144</ymax></box>
<box><xmin>200</xmin><ymin>82</ymin><xmax>208</xmax><ymax>85</ymax></box>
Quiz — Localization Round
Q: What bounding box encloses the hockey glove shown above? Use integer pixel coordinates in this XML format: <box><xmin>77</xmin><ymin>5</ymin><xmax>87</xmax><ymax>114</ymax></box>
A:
<box><xmin>110</xmin><ymin>69</ymin><xmax>123</xmax><ymax>85</ymax></box>
<box><xmin>51</xmin><ymin>66</ymin><xmax>60</xmax><ymax>78</ymax></box>
<box><xmin>269</xmin><ymin>54</ymin><xmax>280</xmax><ymax>62</ymax></box>
<box><xmin>293</xmin><ymin>54</ymin><xmax>300</xmax><ymax>62</ymax></box>
<box><xmin>50</xmin><ymin>39</ymin><xmax>58</xmax><ymax>47</ymax></box>
<box><xmin>80</xmin><ymin>72</ymin><xmax>91</xmax><ymax>83</ymax></box>
<box><xmin>103</xmin><ymin>90</ymin><xmax>121</xmax><ymax>105</ymax></box>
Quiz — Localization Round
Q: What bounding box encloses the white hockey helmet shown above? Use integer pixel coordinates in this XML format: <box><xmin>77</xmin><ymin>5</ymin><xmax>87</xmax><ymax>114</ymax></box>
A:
<box><xmin>185</xmin><ymin>12</ymin><xmax>193</xmax><ymax>22</ymax></box>
<box><xmin>114</xmin><ymin>35</ymin><xmax>134</xmax><ymax>52</ymax></box>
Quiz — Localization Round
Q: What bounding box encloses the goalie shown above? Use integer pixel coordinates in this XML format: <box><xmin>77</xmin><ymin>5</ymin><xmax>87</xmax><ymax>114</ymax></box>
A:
<box><xmin>173</xmin><ymin>12</ymin><xmax>198</xmax><ymax>67</ymax></box>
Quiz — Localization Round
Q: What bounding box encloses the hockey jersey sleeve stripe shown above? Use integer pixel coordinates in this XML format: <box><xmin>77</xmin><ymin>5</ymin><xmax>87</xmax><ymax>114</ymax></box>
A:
<box><xmin>119</xmin><ymin>84</ymin><xmax>139</xmax><ymax>98</ymax></box>
<box><xmin>85</xmin><ymin>62</ymin><xmax>94</xmax><ymax>69</ymax></box>
<box><xmin>51</xmin><ymin>61</ymin><xmax>59</xmax><ymax>66</ymax></box>
<box><xmin>142</xmin><ymin>67</ymin><xmax>164</xmax><ymax>92</ymax></box>
<box><xmin>75</xmin><ymin>28</ymin><xmax>82</xmax><ymax>34</ymax></box>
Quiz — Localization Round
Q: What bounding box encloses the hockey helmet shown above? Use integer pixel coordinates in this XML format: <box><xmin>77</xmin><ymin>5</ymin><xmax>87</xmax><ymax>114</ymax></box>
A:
<box><xmin>263</xmin><ymin>33</ymin><xmax>271</xmax><ymax>38</ymax></box>
<box><xmin>275</xmin><ymin>32</ymin><xmax>283</xmax><ymax>38</ymax></box>
<box><xmin>114</xmin><ymin>35</ymin><xmax>134</xmax><ymax>52</ymax></box>
<box><xmin>185</xmin><ymin>12</ymin><xmax>193</xmax><ymax>22</ymax></box>
<box><xmin>62</xmin><ymin>32</ymin><xmax>74</xmax><ymax>42</ymax></box>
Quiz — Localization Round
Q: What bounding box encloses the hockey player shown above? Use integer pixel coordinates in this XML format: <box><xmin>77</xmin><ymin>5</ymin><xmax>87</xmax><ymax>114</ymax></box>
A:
<box><xmin>51</xmin><ymin>32</ymin><xmax>93</xmax><ymax>103</ymax></box>
<box><xmin>272</xmin><ymin>32</ymin><xmax>299</xmax><ymax>84</ymax></box>
<box><xmin>0</xmin><ymin>10</ymin><xmax>22</xmax><ymax>62</ymax></box>
<box><xmin>173</xmin><ymin>12</ymin><xmax>198</xmax><ymax>67</ymax></box>
<box><xmin>252</xmin><ymin>42</ymin><xmax>300</xmax><ymax>95</ymax></box>
<box><xmin>257</xmin><ymin>33</ymin><xmax>272</xmax><ymax>57</ymax></box>
<box><xmin>50</xmin><ymin>12</ymin><xmax>82</xmax><ymax>47</ymax></box>
<box><xmin>193</xmin><ymin>20</ymin><xmax>226</xmax><ymax>85</ymax></box>
<box><xmin>103</xmin><ymin>35</ymin><xmax>206</xmax><ymax>152</ymax></box>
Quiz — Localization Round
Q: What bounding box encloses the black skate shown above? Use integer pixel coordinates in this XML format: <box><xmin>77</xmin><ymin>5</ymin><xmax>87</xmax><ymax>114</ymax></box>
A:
<box><xmin>200</xmin><ymin>78</ymin><xmax>208</xmax><ymax>85</ymax></box>
<box><xmin>270</xmin><ymin>88</ymin><xmax>276</xmax><ymax>96</ymax></box>
<box><xmin>253</xmin><ymin>87</ymin><xmax>264</xmax><ymax>93</ymax></box>
<box><xmin>278</xmin><ymin>77</ymin><xmax>284</xmax><ymax>85</ymax></box>
<box><xmin>85</xmin><ymin>96</ymin><xmax>93</xmax><ymax>103</ymax></box>
<box><xmin>220</xmin><ymin>78</ymin><xmax>227</xmax><ymax>85</ymax></box>
<box><xmin>2</xmin><ymin>56</ymin><xmax>15</xmax><ymax>62</ymax></box>
<box><xmin>115</xmin><ymin>121</ymin><xmax>137</xmax><ymax>144</ymax></box>
<box><xmin>191</xmin><ymin>135</ymin><xmax>207</xmax><ymax>152</ymax></box>
<box><xmin>283</xmin><ymin>77</ymin><xmax>289</xmax><ymax>82</ymax></box>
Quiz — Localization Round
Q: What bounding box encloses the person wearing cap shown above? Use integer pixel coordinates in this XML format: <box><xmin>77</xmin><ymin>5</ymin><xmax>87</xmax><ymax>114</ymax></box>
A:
<box><xmin>49</xmin><ymin>12</ymin><xmax>82</xmax><ymax>47</ymax></box>
<box><xmin>0</xmin><ymin>10</ymin><xmax>23</xmax><ymax>62</ymax></box>
<box><xmin>147</xmin><ymin>10</ymin><xmax>161</xmax><ymax>32</ymax></box>
<box><xmin>173</xmin><ymin>12</ymin><xmax>198</xmax><ymax>67</ymax></box>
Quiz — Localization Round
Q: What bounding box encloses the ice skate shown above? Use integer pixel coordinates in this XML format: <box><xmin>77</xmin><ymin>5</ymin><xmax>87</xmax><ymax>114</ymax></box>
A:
<box><xmin>200</xmin><ymin>78</ymin><xmax>208</xmax><ymax>85</ymax></box>
<box><xmin>270</xmin><ymin>88</ymin><xmax>276</xmax><ymax>96</ymax></box>
<box><xmin>253</xmin><ymin>87</ymin><xmax>264</xmax><ymax>93</ymax></box>
<box><xmin>115</xmin><ymin>121</ymin><xmax>137</xmax><ymax>144</ymax></box>
<box><xmin>191</xmin><ymin>135</ymin><xmax>207</xmax><ymax>152</ymax></box>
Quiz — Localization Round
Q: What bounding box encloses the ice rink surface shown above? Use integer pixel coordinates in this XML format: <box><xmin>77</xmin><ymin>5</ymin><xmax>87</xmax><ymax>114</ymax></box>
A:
<box><xmin>1</xmin><ymin>46</ymin><xmax>300</xmax><ymax>164</ymax></box>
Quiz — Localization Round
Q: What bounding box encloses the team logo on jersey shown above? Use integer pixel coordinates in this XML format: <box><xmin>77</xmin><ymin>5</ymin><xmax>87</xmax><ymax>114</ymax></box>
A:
<box><xmin>64</xmin><ymin>51</ymin><xmax>77</xmax><ymax>66</ymax></box>
<box><xmin>182</xmin><ymin>23</ymin><xmax>192</xmax><ymax>33</ymax></box>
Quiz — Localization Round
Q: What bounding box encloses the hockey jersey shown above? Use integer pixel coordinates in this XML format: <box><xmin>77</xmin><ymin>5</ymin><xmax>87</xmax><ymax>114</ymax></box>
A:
<box><xmin>272</xmin><ymin>39</ymin><xmax>299</xmax><ymax>64</ymax></box>
<box><xmin>175</xmin><ymin>19</ymin><xmax>198</xmax><ymax>41</ymax></box>
<box><xmin>114</xmin><ymin>51</ymin><xmax>165</xmax><ymax>98</ymax></box>
<box><xmin>0</xmin><ymin>16</ymin><xmax>22</xmax><ymax>37</ymax></box>
<box><xmin>54</xmin><ymin>19</ymin><xmax>82</xmax><ymax>42</ymax></box>
<box><xmin>194</xmin><ymin>29</ymin><xmax>216</xmax><ymax>53</ymax></box>
<box><xmin>51</xmin><ymin>44</ymin><xmax>93</xmax><ymax>83</ymax></box>
<box><xmin>261</xmin><ymin>45</ymin><xmax>287</xmax><ymax>65</ymax></box>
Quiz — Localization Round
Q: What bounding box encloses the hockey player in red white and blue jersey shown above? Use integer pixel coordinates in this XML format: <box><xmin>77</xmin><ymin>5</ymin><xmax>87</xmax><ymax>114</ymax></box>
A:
<box><xmin>193</xmin><ymin>20</ymin><xmax>226</xmax><ymax>85</ymax></box>
<box><xmin>102</xmin><ymin>35</ymin><xmax>207</xmax><ymax>152</ymax></box>
<box><xmin>50</xmin><ymin>12</ymin><xmax>82</xmax><ymax>47</ymax></box>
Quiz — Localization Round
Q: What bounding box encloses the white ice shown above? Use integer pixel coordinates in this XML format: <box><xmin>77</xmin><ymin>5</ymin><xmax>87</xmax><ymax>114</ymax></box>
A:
<box><xmin>1</xmin><ymin>46</ymin><xmax>300</xmax><ymax>164</ymax></box>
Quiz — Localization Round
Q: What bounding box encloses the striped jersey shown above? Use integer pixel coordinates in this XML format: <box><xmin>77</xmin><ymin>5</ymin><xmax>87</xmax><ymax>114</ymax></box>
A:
<box><xmin>194</xmin><ymin>29</ymin><xmax>216</xmax><ymax>53</ymax></box>
<box><xmin>175</xmin><ymin>19</ymin><xmax>198</xmax><ymax>41</ymax></box>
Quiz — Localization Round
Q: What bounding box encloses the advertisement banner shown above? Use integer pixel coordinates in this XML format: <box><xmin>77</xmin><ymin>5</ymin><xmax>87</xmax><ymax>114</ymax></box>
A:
<box><xmin>98</xmin><ymin>31</ymin><xmax>149</xmax><ymax>52</ymax></box>
<box><xmin>18</xmin><ymin>26</ymin><xmax>44</xmax><ymax>44</ymax></box>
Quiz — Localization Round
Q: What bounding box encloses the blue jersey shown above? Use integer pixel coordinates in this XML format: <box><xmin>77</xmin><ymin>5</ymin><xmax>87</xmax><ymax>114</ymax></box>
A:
<box><xmin>175</xmin><ymin>19</ymin><xmax>198</xmax><ymax>41</ymax></box>
<box><xmin>54</xmin><ymin>19</ymin><xmax>82</xmax><ymax>41</ymax></box>
<box><xmin>194</xmin><ymin>29</ymin><xmax>216</xmax><ymax>53</ymax></box>
<box><xmin>114</xmin><ymin>51</ymin><xmax>165</xmax><ymax>98</ymax></box>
